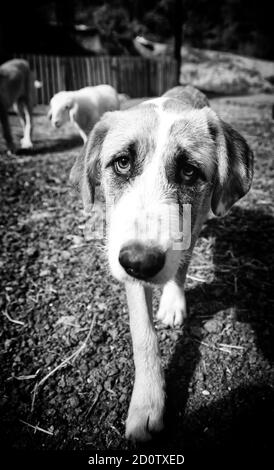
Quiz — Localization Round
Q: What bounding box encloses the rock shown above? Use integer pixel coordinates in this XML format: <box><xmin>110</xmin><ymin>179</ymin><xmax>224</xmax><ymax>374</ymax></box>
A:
<box><xmin>203</xmin><ymin>319</ymin><xmax>219</xmax><ymax>333</ymax></box>
<box><xmin>68</xmin><ymin>397</ymin><xmax>79</xmax><ymax>408</ymax></box>
<box><xmin>180</xmin><ymin>46</ymin><xmax>274</xmax><ymax>94</ymax></box>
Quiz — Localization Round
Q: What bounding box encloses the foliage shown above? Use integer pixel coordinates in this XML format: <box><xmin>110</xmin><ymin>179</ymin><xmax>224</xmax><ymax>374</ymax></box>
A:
<box><xmin>73</xmin><ymin>0</ymin><xmax>274</xmax><ymax>59</ymax></box>
<box><xmin>2</xmin><ymin>0</ymin><xmax>274</xmax><ymax>62</ymax></box>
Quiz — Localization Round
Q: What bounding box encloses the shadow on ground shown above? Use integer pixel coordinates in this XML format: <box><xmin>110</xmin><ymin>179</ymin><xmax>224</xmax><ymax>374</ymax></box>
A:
<box><xmin>133</xmin><ymin>206</ymin><xmax>274</xmax><ymax>458</ymax></box>
<box><xmin>160</xmin><ymin>206</ymin><xmax>274</xmax><ymax>454</ymax></box>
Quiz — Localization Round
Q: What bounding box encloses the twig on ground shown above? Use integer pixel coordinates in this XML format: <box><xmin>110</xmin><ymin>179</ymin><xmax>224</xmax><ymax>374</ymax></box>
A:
<box><xmin>191</xmin><ymin>337</ymin><xmax>243</xmax><ymax>354</ymax></box>
<box><xmin>190</xmin><ymin>265</ymin><xmax>214</xmax><ymax>269</ymax></box>
<box><xmin>219</xmin><ymin>343</ymin><xmax>244</xmax><ymax>350</ymax></box>
<box><xmin>3</xmin><ymin>311</ymin><xmax>25</xmax><ymax>326</ymax></box>
<box><xmin>109</xmin><ymin>424</ymin><xmax>122</xmax><ymax>438</ymax></box>
<box><xmin>31</xmin><ymin>312</ymin><xmax>98</xmax><ymax>411</ymax></box>
<box><xmin>19</xmin><ymin>419</ymin><xmax>54</xmax><ymax>436</ymax></box>
<box><xmin>218</xmin><ymin>347</ymin><xmax>232</xmax><ymax>354</ymax></box>
<box><xmin>14</xmin><ymin>369</ymin><xmax>40</xmax><ymax>381</ymax></box>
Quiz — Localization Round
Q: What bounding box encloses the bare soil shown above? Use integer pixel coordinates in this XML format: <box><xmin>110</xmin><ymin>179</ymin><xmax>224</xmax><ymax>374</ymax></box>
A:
<box><xmin>0</xmin><ymin>95</ymin><xmax>274</xmax><ymax>457</ymax></box>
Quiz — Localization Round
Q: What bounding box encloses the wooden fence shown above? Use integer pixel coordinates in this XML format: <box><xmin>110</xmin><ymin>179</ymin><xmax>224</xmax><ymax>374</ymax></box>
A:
<box><xmin>14</xmin><ymin>53</ymin><xmax>177</xmax><ymax>104</ymax></box>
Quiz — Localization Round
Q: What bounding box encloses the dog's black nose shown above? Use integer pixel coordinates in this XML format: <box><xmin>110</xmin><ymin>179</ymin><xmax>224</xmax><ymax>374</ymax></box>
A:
<box><xmin>119</xmin><ymin>241</ymin><xmax>165</xmax><ymax>280</ymax></box>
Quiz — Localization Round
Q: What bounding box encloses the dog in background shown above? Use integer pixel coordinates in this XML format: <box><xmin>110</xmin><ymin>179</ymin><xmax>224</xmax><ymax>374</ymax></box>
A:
<box><xmin>48</xmin><ymin>85</ymin><xmax>121</xmax><ymax>144</ymax></box>
<box><xmin>0</xmin><ymin>59</ymin><xmax>41</xmax><ymax>152</ymax></box>
<box><xmin>70</xmin><ymin>85</ymin><xmax>254</xmax><ymax>442</ymax></box>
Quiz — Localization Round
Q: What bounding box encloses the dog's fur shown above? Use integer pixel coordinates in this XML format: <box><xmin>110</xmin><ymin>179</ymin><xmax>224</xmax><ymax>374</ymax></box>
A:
<box><xmin>70</xmin><ymin>86</ymin><xmax>254</xmax><ymax>442</ymax></box>
<box><xmin>48</xmin><ymin>85</ymin><xmax>121</xmax><ymax>144</ymax></box>
<box><xmin>0</xmin><ymin>59</ymin><xmax>37</xmax><ymax>152</ymax></box>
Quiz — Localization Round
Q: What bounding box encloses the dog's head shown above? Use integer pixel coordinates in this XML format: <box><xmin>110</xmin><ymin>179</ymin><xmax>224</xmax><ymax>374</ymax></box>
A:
<box><xmin>48</xmin><ymin>92</ymin><xmax>73</xmax><ymax>128</ymax></box>
<box><xmin>70</xmin><ymin>93</ymin><xmax>253</xmax><ymax>286</ymax></box>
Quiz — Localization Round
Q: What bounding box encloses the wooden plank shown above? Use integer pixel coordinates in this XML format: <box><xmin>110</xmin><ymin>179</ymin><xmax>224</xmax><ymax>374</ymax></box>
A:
<box><xmin>49</xmin><ymin>56</ymin><xmax>55</xmax><ymax>98</ymax></box>
<box><xmin>85</xmin><ymin>57</ymin><xmax>92</xmax><ymax>86</ymax></box>
<box><xmin>95</xmin><ymin>57</ymin><xmax>101</xmax><ymax>85</ymax></box>
<box><xmin>111</xmin><ymin>57</ymin><xmax>118</xmax><ymax>91</ymax></box>
<box><xmin>44</xmin><ymin>55</ymin><xmax>51</xmax><ymax>103</ymax></box>
<box><xmin>99</xmin><ymin>57</ymin><xmax>104</xmax><ymax>84</ymax></box>
<box><xmin>74</xmin><ymin>57</ymin><xmax>80</xmax><ymax>88</ymax></box>
<box><xmin>104</xmin><ymin>56</ymin><xmax>112</xmax><ymax>86</ymax></box>
<box><xmin>80</xmin><ymin>57</ymin><xmax>87</xmax><ymax>88</ymax></box>
<box><xmin>86</xmin><ymin>57</ymin><xmax>92</xmax><ymax>86</ymax></box>
<box><xmin>76</xmin><ymin>57</ymin><xmax>81</xmax><ymax>88</ymax></box>
<box><xmin>56</xmin><ymin>56</ymin><xmax>62</xmax><ymax>92</ymax></box>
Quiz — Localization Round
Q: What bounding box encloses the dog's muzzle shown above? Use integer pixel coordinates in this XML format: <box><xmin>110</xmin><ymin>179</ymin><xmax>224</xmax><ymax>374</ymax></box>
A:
<box><xmin>118</xmin><ymin>241</ymin><xmax>165</xmax><ymax>280</ymax></box>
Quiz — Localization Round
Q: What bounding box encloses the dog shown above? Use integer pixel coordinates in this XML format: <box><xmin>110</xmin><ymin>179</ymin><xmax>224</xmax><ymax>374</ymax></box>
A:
<box><xmin>70</xmin><ymin>85</ymin><xmax>254</xmax><ymax>442</ymax></box>
<box><xmin>0</xmin><ymin>59</ymin><xmax>41</xmax><ymax>152</ymax></box>
<box><xmin>48</xmin><ymin>85</ymin><xmax>121</xmax><ymax>144</ymax></box>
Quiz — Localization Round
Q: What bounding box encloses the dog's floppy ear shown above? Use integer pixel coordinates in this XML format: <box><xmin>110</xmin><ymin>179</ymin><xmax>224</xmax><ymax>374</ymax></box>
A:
<box><xmin>69</xmin><ymin>116</ymin><xmax>110</xmax><ymax>213</ymax></box>
<box><xmin>208</xmin><ymin>114</ymin><xmax>254</xmax><ymax>217</ymax></box>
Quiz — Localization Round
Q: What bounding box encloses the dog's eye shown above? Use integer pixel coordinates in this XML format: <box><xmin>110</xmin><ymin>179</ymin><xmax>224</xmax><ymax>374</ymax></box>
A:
<box><xmin>180</xmin><ymin>162</ymin><xmax>198</xmax><ymax>182</ymax></box>
<box><xmin>114</xmin><ymin>156</ymin><xmax>131</xmax><ymax>175</ymax></box>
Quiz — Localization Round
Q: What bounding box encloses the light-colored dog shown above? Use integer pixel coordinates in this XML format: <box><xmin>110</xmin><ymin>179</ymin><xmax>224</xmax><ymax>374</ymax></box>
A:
<box><xmin>70</xmin><ymin>86</ymin><xmax>254</xmax><ymax>442</ymax></box>
<box><xmin>48</xmin><ymin>85</ymin><xmax>121</xmax><ymax>144</ymax></box>
<box><xmin>0</xmin><ymin>59</ymin><xmax>40</xmax><ymax>152</ymax></box>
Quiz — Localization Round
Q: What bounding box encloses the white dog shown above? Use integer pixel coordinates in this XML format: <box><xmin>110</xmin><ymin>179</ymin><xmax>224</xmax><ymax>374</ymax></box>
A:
<box><xmin>48</xmin><ymin>85</ymin><xmax>120</xmax><ymax>144</ymax></box>
<box><xmin>70</xmin><ymin>86</ymin><xmax>254</xmax><ymax>442</ymax></box>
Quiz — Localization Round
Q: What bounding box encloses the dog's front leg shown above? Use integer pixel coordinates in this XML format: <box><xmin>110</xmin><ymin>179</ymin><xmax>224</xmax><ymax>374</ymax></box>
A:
<box><xmin>157</xmin><ymin>263</ymin><xmax>189</xmax><ymax>327</ymax></box>
<box><xmin>17</xmin><ymin>101</ymin><xmax>33</xmax><ymax>149</ymax></box>
<box><xmin>125</xmin><ymin>282</ymin><xmax>165</xmax><ymax>442</ymax></box>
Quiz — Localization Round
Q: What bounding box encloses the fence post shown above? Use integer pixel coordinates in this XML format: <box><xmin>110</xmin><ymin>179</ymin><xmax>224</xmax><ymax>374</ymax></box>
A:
<box><xmin>111</xmin><ymin>57</ymin><xmax>119</xmax><ymax>92</ymax></box>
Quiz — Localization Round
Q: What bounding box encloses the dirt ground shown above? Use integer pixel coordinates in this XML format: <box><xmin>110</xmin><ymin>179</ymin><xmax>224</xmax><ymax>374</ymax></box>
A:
<box><xmin>0</xmin><ymin>94</ymin><xmax>274</xmax><ymax>458</ymax></box>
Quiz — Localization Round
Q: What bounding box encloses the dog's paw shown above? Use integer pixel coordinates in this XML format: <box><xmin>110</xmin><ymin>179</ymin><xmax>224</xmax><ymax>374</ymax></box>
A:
<box><xmin>125</xmin><ymin>402</ymin><xmax>164</xmax><ymax>442</ymax></box>
<box><xmin>157</xmin><ymin>304</ymin><xmax>186</xmax><ymax>327</ymax></box>
<box><xmin>157</xmin><ymin>281</ymin><xmax>186</xmax><ymax>327</ymax></box>
<box><xmin>20</xmin><ymin>138</ymin><xmax>33</xmax><ymax>149</ymax></box>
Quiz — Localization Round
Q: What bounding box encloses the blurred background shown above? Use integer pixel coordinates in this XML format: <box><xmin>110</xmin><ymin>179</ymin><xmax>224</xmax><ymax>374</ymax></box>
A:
<box><xmin>1</xmin><ymin>0</ymin><xmax>274</xmax><ymax>59</ymax></box>
<box><xmin>1</xmin><ymin>0</ymin><xmax>274</xmax><ymax>98</ymax></box>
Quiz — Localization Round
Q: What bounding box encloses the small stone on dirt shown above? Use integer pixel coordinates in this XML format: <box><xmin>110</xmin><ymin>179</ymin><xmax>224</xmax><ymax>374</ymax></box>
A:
<box><xmin>204</xmin><ymin>319</ymin><xmax>220</xmax><ymax>333</ymax></box>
